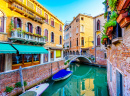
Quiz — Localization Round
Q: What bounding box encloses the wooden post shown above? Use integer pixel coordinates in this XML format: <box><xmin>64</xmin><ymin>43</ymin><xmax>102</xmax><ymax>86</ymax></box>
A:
<box><xmin>19</xmin><ymin>66</ymin><xmax>25</xmax><ymax>93</ymax></box>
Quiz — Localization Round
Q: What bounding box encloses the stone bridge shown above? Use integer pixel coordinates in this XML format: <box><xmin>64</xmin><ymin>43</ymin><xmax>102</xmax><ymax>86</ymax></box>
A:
<box><xmin>64</xmin><ymin>55</ymin><xmax>94</xmax><ymax>64</ymax></box>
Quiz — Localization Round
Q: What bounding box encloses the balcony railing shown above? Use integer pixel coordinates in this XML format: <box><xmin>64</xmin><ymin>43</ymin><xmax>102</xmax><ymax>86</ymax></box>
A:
<box><xmin>10</xmin><ymin>30</ymin><xmax>45</xmax><ymax>44</ymax></box>
<box><xmin>8</xmin><ymin>0</ymin><xmax>45</xmax><ymax>24</ymax></box>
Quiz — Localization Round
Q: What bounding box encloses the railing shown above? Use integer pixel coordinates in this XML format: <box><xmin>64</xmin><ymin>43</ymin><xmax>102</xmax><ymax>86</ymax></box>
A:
<box><xmin>9</xmin><ymin>1</ymin><xmax>44</xmax><ymax>23</ymax></box>
<box><xmin>11</xmin><ymin>30</ymin><xmax>45</xmax><ymax>43</ymax></box>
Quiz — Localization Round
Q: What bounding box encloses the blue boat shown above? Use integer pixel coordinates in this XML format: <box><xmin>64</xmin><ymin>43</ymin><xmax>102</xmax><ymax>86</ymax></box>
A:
<box><xmin>52</xmin><ymin>69</ymin><xmax>72</xmax><ymax>81</ymax></box>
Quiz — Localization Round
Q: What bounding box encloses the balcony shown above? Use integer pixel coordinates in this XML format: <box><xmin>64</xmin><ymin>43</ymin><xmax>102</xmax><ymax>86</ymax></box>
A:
<box><xmin>8</xmin><ymin>0</ymin><xmax>45</xmax><ymax>24</ymax></box>
<box><xmin>10</xmin><ymin>30</ymin><xmax>45</xmax><ymax>45</ymax></box>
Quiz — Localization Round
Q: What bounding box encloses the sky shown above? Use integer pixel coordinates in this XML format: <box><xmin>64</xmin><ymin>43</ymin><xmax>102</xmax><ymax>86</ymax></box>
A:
<box><xmin>37</xmin><ymin>0</ymin><xmax>105</xmax><ymax>23</ymax></box>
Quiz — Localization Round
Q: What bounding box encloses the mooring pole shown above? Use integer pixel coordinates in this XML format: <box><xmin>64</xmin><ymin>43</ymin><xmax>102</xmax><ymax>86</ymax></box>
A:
<box><xmin>19</xmin><ymin>66</ymin><xmax>25</xmax><ymax>93</ymax></box>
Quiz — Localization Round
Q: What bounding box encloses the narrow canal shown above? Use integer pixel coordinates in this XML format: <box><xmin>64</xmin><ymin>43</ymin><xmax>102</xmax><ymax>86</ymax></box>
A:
<box><xmin>41</xmin><ymin>63</ymin><xmax>108</xmax><ymax>96</ymax></box>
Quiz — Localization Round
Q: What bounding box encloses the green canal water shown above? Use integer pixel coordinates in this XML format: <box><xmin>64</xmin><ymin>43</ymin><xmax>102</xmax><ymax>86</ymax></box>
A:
<box><xmin>41</xmin><ymin>63</ymin><xmax>108</xmax><ymax>96</ymax></box>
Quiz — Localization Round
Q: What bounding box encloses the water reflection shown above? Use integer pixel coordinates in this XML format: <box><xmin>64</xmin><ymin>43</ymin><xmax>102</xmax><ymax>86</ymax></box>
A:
<box><xmin>41</xmin><ymin>64</ymin><xmax>108</xmax><ymax>96</ymax></box>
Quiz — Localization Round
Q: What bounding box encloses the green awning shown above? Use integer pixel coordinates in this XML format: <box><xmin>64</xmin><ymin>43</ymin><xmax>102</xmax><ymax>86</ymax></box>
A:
<box><xmin>0</xmin><ymin>43</ymin><xmax>16</xmax><ymax>54</ymax></box>
<box><xmin>12</xmin><ymin>44</ymin><xmax>48</xmax><ymax>54</ymax></box>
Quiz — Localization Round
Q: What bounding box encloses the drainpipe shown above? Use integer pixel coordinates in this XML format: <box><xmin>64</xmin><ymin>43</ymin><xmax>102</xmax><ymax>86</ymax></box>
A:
<box><xmin>95</xmin><ymin>18</ymin><xmax>96</xmax><ymax>63</ymax></box>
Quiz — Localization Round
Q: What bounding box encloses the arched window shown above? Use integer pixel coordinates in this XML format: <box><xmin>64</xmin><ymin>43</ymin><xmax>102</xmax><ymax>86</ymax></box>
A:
<box><xmin>77</xmin><ymin>38</ymin><xmax>78</xmax><ymax>46</ymax></box>
<box><xmin>73</xmin><ymin>51</ymin><xmax>75</xmax><ymax>55</ymax></box>
<box><xmin>44</xmin><ymin>29</ymin><xmax>48</xmax><ymax>41</ymax></box>
<box><xmin>36</xmin><ymin>26</ymin><xmax>41</xmax><ymax>35</ymax></box>
<box><xmin>51</xmin><ymin>32</ymin><xmax>54</xmax><ymax>42</ymax></box>
<box><xmin>81</xmin><ymin>37</ymin><xmax>84</xmax><ymax>46</ymax></box>
<box><xmin>0</xmin><ymin>11</ymin><xmax>4</xmax><ymax>32</ymax></box>
<box><xmin>14</xmin><ymin>17</ymin><xmax>22</xmax><ymax>28</ymax></box>
<box><xmin>60</xmin><ymin>36</ymin><xmax>62</xmax><ymax>44</ymax></box>
<box><xmin>97</xmin><ymin>20</ymin><xmax>100</xmax><ymax>30</ymax></box>
<box><xmin>97</xmin><ymin>35</ymin><xmax>100</xmax><ymax>46</ymax></box>
<box><xmin>27</xmin><ymin>22</ymin><xmax>33</xmax><ymax>33</ymax></box>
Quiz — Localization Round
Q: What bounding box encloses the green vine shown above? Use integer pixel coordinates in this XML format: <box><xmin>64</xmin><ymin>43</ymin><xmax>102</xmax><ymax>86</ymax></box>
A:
<box><xmin>108</xmin><ymin>0</ymin><xmax>118</xmax><ymax>11</ymax></box>
<box><xmin>9</xmin><ymin>20</ymin><xmax>14</xmax><ymax>32</ymax></box>
<box><xmin>101</xmin><ymin>33</ymin><xmax>108</xmax><ymax>44</ymax></box>
<box><xmin>104</xmin><ymin>12</ymin><xmax>108</xmax><ymax>18</ymax></box>
<box><xmin>5</xmin><ymin>86</ymin><xmax>14</xmax><ymax>93</ymax></box>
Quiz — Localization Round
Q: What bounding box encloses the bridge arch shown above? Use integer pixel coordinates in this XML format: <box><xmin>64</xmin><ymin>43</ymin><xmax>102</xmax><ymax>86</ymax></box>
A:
<box><xmin>68</xmin><ymin>55</ymin><xmax>92</xmax><ymax>64</ymax></box>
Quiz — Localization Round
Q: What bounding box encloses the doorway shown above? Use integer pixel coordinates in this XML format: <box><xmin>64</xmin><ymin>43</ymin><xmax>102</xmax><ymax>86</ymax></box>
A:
<box><xmin>116</xmin><ymin>70</ymin><xmax>123</xmax><ymax>96</ymax></box>
<box><xmin>0</xmin><ymin>54</ymin><xmax>5</xmax><ymax>72</ymax></box>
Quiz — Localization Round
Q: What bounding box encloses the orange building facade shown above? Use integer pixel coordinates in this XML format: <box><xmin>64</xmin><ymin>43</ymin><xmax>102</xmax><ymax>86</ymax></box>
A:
<box><xmin>0</xmin><ymin>0</ymin><xmax>64</xmax><ymax>72</ymax></box>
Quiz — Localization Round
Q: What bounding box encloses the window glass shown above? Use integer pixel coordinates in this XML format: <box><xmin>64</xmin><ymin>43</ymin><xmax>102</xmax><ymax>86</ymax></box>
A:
<box><xmin>12</xmin><ymin>54</ymin><xmax>22</xmax><ymax>64</ymax></box>
<box><xmin>24</xmin><ymin>54</ymin><xmax>32</xmax><ymax>63</ymax></box>
<box><xmin>0</xmin><ymin>11</ymin><xmax>4</xmax><ymax>32</ymax></box>
<box><xmin>33</xmin><ymin>54</ymin><xmax>39</xmax><ymax>61</ymax></box>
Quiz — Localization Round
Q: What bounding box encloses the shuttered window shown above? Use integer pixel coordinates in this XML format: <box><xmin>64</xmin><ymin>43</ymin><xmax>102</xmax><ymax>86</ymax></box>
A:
<box><xmin>97</xmin><ymin>35</ymin><xmax>100</xmax><ymax>46</ymax></box>
<box><xmin>0</xmin><ymin>11</ymin><xmax>4</xmax><ymax>32</ymax></box>
<box><xmin>44</xmin><ymin>29</ymin><xmax>48</xmax><ymax>41</ymax></box>
<box><xmin>36</xmin><ymin>26</ymin><xmax>41</xmax><ymax>35</ymax></box>
<box><xmin>27</xmin><ymin>22</ymin><xmax>33</xmax><ymax>33</ymax></box>
<box><xmin>51</xmin><ymin>18</ymin><xmax>54</xmax><ymax>27</ymax></box>
<box><xmin>56</xmin><ymin>50</ymin><xmax>61</xmax><ymax>58</ymax></box>
<box><xmin>45</xmin><ymin>13</ymin><xmax>48</xmax><ymax>23</ymax></box>
<box><xmin>14</xmin><ymin>17</ymin><xmax>22</xmax><ymax>29</ymax></box>
<box><xmin>36</xmin><ymin>7</ymin><xmax>42</xmax><ymax>15</ymax></box>
<box><xmin>60</xmin><ymin>24</ymin><xmax>62</xmax><ymax>31</ymax></box>
<box><xmin>27</xmin><ymin>0</ymin><xmax>34</xmax><ymax>9</ymax></box>
<box><xmin>51</xmin><ymin>32</ymin><xmax>54</xmax><ymax>42</ymax></box>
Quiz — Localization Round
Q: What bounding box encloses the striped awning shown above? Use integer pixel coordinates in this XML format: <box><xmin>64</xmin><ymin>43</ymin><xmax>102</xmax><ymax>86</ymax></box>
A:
<box><xmin>12</xmin><ymin>44</ymin><xmax>48</xmax><ymax>54</ymax></box>
<box><xmin>0</xmin><ymin>43</ymin><xmax>16</xmax><ymax>54</ymax></box>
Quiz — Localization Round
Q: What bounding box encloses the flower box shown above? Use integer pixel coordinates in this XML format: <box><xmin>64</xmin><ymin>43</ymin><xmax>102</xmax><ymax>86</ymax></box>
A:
<box><xmin>117</xmin><ymin>12</ymin><xmax>128</xmax><ymax>23</ymax></box>
<box><xmin>106</xmin><ymin>26</ymin><xmax>113</xmax><ymax>36</ymax></box>
<box><xmin>108</xmin><ymin>34</ymin><xmax>112</xmax><ymax>40</ymax></box>
<box><xmin>119</xmin><ymin>16</ymin><xmax>130</xmax><ymax>28</ymax></box>
<box><xmin>116</xmin><ymin>0</ymin><xmax>130</xmax><ymax>14</ymax></box>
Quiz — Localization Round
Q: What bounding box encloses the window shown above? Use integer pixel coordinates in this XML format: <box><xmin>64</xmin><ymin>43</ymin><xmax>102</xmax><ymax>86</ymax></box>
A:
<box><xmin>65</xmin><ymin>33</ymin><xmax>69</xmax><ymax>40</ymax></box>
<box><xmin>12</xmin><ymin>54</ymin><xmax>23</xmax><ymax>64</ymax></box>
<box><xmin>81</xmin><ymin>25</ymin><xmax>84</xmax><ymax>32</ymax></box>
<box><xmin>76</xmin><ymin>26</ymin><xmax>78</xmax><ymax>33</ymax></box>
<box><xmin>27</xmin><ymin>0</ymin><xmax>34</xmax><ymax>9</ymax></box>
<box><xmin>70</xmin><ymin>41</ymin><xmax>71</xmax><ymax>48</ymax></box>
<box><xmin>60</xmin><ymin>24</ymin><xmax>62</xmax><ymax>31</ymax></box>
<box><xmin>0</xmin><ymin>54</ymin><xmax>5</xmax><ymax>72</ymax></box>
<box><xmin>97</xmin><ymin>20</ymin><xmax>100</xmax><ymax>30</ymax></box>
<box><xmin>76</xmin><ymin>18</ymin><xmax>79</xmax><ymax>22</ymax></box>
<box><xmin>51</xmin><ymin>32</ymin><xmax>54</xmax><ymax>42</ymax></box>
<box><xmin>27</xmin><ymin>22</ymin><xmax>33</xmax><ymax>33</ymax></box>
<box><xmin>60</xmin><ymin>36</ymin><xmax>62</xmax><ymax>44</ymax></box>
<box><xmin>81</xmin><ymin>37</ymin><xmax>84</xmax><ymax>46</ymax></box>
<box><xmin>14</xmin><ymin>17</ymin><xmax>22</xmax><ymax>29</ymax></box>
<box><xmin>77</xmin><ymin>38</ymin><xmax>78</xmax><ymax>46</ymax></box>
<box><xmin>36</xmin><ymin>7</ymin><xmax>42</xmax><ymax>15</ymax></box>
<box><xmin>36</xmin><ymin>26</ymin><xmax>41</xmax><ymax>35</ymax></box>
<box><xmin>97</xmin><ymin>35</ymin><xmax>100</xmax><ymax>46</ymax></box>
<box><xmin>110</xmin><ymin>64</ymin><xmax>112</xmax><ymax>82</ymax></box>
<box><xmin>51</xmin><ymin>18</ymin><xmax>54</xmax><ymax>27</ymax></box>
<box><xmin>44</xmin><ymin>29</ymin><xmax>48</xmax><ymax>41</ymax></box>
<box><xmin>45</xmin><ymin>13</ymin><xmax>48</xmax><ymax>23</ymax></box>
<box><xmin>81</xmin><ymin>17</ymin><xmax>84</xmax><ymax>20</ymax></box>
<box><xmin>33</xmin><ymin>54</ymin><xmax>40</xmax><ymax>62</ymax></box>
<box><xmin>24</xmin><ymin>54</ymin><xmax>32</xmax><ymax>63</ymax></box>
<box><xmin>0</xmin><ymin>11</ymin><xmax>4</xmax><ymax>32</ymax></box>
<box><xmin>104</xmin><ymin>53</ymin><xmax>107</xmax><ymax>59</ymax></box>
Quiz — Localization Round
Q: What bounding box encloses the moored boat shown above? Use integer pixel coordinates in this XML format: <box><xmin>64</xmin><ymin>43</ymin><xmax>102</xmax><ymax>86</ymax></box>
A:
<box><xmin>52</xmin><ymin>69</ymin><xmax>73</xmax><ymax>81</ymax></box>
<box><xmin>20</xmin><ymin>83</ymin><xmax>49</xmax><ymax>96</ymax></box>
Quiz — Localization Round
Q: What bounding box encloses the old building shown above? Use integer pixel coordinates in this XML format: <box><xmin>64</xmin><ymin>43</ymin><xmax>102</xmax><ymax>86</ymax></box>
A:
<box><xmin>102</xmin><ymin>0</ymin><xmax>130</xmax><ymax>95</ymax></box>
<box><xmin>64</xmin><ymin>14</ymin><xmax>94</xmax><ymax>56</ymax></box>
<box><xmin>93</xmin><ymin>13</ymin><xmax>107</xmax><ymax>65</ymax></box>
<box><xmin>0</xmin><ymin>0</ymin><xmax>64</xmax><ymax>72</ymax></box>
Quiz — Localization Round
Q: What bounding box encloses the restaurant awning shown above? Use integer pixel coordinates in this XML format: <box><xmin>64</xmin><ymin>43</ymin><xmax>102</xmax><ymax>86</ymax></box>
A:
<box><xmin>12</xmin><ymin>44</ymin><xmax>48</xmax><ymax>54</ymax></box>
<box><xmin>0</xmin><ymin>43</ymin><xmax>16</xmax><ymax>54</ymax></box>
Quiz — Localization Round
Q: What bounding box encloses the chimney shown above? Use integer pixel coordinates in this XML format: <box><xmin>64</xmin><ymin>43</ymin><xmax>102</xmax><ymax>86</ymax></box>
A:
<box><xmin>73</xmin><ymin>17</ymin><xmax>75</xmax><ymax>20</ymax></box>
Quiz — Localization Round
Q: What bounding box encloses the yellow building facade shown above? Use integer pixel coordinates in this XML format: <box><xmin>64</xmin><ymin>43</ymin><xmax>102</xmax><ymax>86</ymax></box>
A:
<box><xmin>0</xmin><ymin>0</ymin><xmax>64</xmax><ymax>72</ymax></box>
<box><xmin>64</xmin><ymin>14</ymin><xmax>93</xmax><ymax>55</ymax></box>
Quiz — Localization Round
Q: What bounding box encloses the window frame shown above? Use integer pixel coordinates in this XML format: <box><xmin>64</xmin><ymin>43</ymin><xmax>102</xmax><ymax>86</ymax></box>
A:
<box><xmin>51</xmin><ymin>18</ymin><xmax>55</xmax><ymax>27</ymax></box>
<box><xmin>51</xmin><ymin>32</ymin><xmax>54</xmax><ymax>43</ymax></box>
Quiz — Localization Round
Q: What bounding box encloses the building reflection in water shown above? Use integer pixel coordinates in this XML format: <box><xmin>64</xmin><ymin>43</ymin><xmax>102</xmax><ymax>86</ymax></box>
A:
<box><xmin>42</xmin><ymin>64</ymin><xmax>108</xmax><ymax>96</ymax></box>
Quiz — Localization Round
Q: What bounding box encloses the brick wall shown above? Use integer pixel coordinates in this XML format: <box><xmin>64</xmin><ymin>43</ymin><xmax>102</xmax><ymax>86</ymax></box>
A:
<box><xmin>0</xmin><ymin>60</ymin><xmax>67</xmax><ymax>96</ymax></box>
<box><xmin>88</xmin><ymin>46</ymin><xmax>107</xmax><ymax>66</ymax></box>
<box><xmin>107</xmin><ymin>25</ymin><xmax>130</xmax><ymax>96</ymax></box>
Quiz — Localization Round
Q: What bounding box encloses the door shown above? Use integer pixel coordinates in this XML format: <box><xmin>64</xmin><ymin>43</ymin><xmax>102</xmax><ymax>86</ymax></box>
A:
<box><xmin>116</xmin><ymin>70</ymin><xmax>123</xmax><ymax>96</ymax></box>
<box><xmin>0</xmin><ymin>54</ymin><xmax>5</xmax><ymax>72</ymax></box>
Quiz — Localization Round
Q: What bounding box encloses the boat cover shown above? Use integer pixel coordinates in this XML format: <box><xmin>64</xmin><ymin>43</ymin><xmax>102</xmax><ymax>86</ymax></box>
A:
<box><xmin>52</xmin><ymin>69</ymin><xmax>72</xmax><ymax>80</ymax></box>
